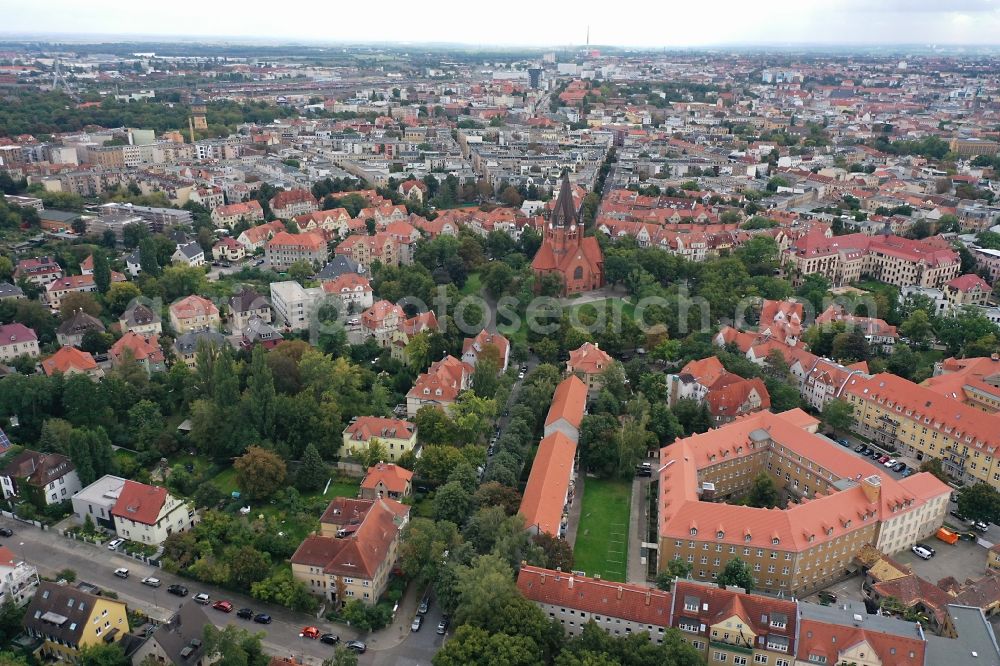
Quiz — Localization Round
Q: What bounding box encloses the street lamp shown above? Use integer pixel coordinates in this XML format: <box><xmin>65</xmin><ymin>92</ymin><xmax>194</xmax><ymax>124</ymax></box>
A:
<box><xmin>17</xmin><ymin>542</ymin><xmax>25</xmax><ymax>564</ymax></box>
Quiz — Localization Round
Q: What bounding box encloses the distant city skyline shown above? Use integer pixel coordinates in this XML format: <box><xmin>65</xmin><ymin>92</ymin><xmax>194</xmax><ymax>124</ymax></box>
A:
<box><xmin>4</xmin><ymin>0</ymin><xmax>1000</xmax><ymax>48</ymax></box>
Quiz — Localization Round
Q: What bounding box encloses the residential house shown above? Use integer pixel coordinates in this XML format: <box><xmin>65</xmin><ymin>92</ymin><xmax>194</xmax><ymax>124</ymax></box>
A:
<box><xmin>171</xmin><ymin>241</ymin><xmax>206</xmax><ymax>267</ymax></box>
<box><xmin>0</xmin><ymin>282</ymin><xmax>25</xmax><ymax>301</ymax></box>
<box><xmin>667</xmin><ymin>356</ymin><xmax>770</xmax><ymax>425</ymax></box>
<box><xmin>1</xmin><ymin>449</ymin><xmax>81</xmax><ymax>506</ymax></box>
<box><xmin>237</xmin><ymin>220</ymin><xmax>285</xmax><ymax>251</ymax></box>
<box><xmin>242</xmin><ymin>317</ymin><xmax>283</xmax><ymax>350</ymax></box>
<box><xmin>212</xmin><ymin>237</ymin><xmax>246</xmax><ymax>263</ymax></box>
<box><xmin>924</xmin><ymin>356</ymin><xmax>1000</xmax><ymax>414</ymax></box>
<box><xmin>45</xmin><ymin>275</ymin><xmax>96</xmax><ymax>311</ymax></box>
<box><xmin>211</xmin><ymin>200</ymin><xmax>264</xmax><ymax>228</ymax></box>
<box><xmin>270</xmin><ymin>189</ymin><xmax>318</xmax><ymax>219</ymax></box>
<box><xmin>566</xmin><ymin>342</ymin><xmax>614</xmax><ymax>397</ymax></box>
<box><xmin>229</xmin><ymin>288</ymin><xmax>271</xmax><ymax>334</ymax></box>
<box><xmin>41</xmin><ymin>347</ymin><xmax>103</xmax><ymax>379</ymax></box>
<box><xmin>55</xmin><ymin>311</ymin><xmax>105</xmax><ymax>348</ymax></box>
<box><xmin>174</xmin><ymin>330</ymin><xmax>228</xmax><ymax>367</ymax></box>
<box><xmin>124</xmin><ymin>249</ymin><xmax>142</xmax><ymax>278</ymax></box>
<box><xmin>118</xmin><ymin>303</ymin><xmax>162</xmax><ymax>337</ymax></box>
<box><xmin>265</xmin><ymin>231</ymin><xmax>328</xmax><ymax>271</ymax></box>
<box><xmin>290</xmin><ymin>497</ymin><xmax>410</xmax><ymax>607</ymax></box>
<box><xmin>945</xmin><ymin>274</ymin><xmax>992</xmax><ymax>309</ymax></box>
<box><xmin>519</xmin><ymin>431</ymin><xmax>577</xmax><ymax>538</ymax></box>
<box><xmin>169</xmin><ymin>295</ymin><xmax>220</xmax><ymax>333</ymax></box>
<box><xmin>130</xmin><ymin>601</ymin><xmax>219</xmax><ymax>666</ymax></box>
<box><xmin>361</xmin><ymin>300</ymin><xmax>405</xmax><ymax>347</ymax></box>
<box><xmin>543</xmin><ymin>375</ymin><xmax>588</xmax><ymax>443</ymax></box>
<box><xmin>398</xmin><ymin>179</ymin><xmax>428</xmax><ymax>203</ymax></box>
<box><xmin>110</xmin><ymin>332</ymin><xmax>165</xmax><ymax>374</ymax></box>
<box><xmin>360</xmin><ymin>463</ymin><xmax>413</xmax><ymax>501</ymax></box>
<box><xmin>815</xmin><ymin>304</ymin><xmax>898</xmax><ymax>351</ymax></box>
<box><xmin>0</xmin><ymin>323</ymin><xmax>40</xmax><ymax>363</ymax></box>
<box><xmin>405</xmin><ymin>355</ymin><xmax>472</xmax><ymax>417</ymax></box>
<box><xmin>342</xmin><ymin>417</ymin><xmax>417</xmax><ymax>463</ymax></box>
<box><xmin>109</xmin><ymin>479</ymin><xmax>197</xmax><ymax>546</ymax></box>
<box><xmin>71</xmin><ymin>475</ymin><xmax>126</xmax><ymax>531</ymax></box>
<box><xmin>462</xmin><ymin>329</ymin><xmax>510</xmax><ymax>373</ymax></box>
<box><xmin>758</xmin><ymin>299</ymin><xmax>804</xmax><ymax>346</ymax></box>
<box><xmin>13</xmin><ymin>256</ymin><xmax>62</xmax><ymax>286</ymax></box>
<box><xmin>317</xmin><ymin>255</ymin><xmax>364</xmax><ymax>282</ymax></box>
<box><xmin>23</xmin><ymin>581</ymin><xmax>129</xmax><ymax>661</ymax></box>
<box><xmin>322</xmin><ymin>273</ymin><xmax>374</xmax><ymax>313</ymax></box>
<box><xmin>0</xmin><ymin>545</ymin><xmax>39</xmax><ymax>607</ymax></box>
<box><xmin>270</xmin><ymin>280</ymin><xmax>323</xmax><ymax>331</ymax></box>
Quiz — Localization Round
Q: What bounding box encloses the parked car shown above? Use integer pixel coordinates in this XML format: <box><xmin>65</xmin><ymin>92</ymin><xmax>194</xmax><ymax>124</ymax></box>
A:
<box><xmin>346</xmin><ymin>640</ymin><xmax>367</xmax><ymax>653</ymax></box>
<box><xmin>411</xmin><ymin>615</ymin><xmax>423</xmax><ymax>632</ymax></box>
<box><xmin>213</xmin><ymin>601</ymin><xmax>234</xmax><ymax>613</ymax></box>
<box><xmin>107</xmin><ymin>538</ymin><xmax>125</xmax><ymax>550</ymax></box>
<box><xmin>113</xmin><ymin>567</ymin><xmax>129</xmax><ymax>579</ymax></box>
<box><xmin>437</xmin><ymin>618</ymin><xmax>449</xmax><ymax>635</ymax></box>
<box><xmin>817</xmin><ymin>591</ymin><xmax>837</xmax><ymax>605</ymax></box>
<box><xmin>912</xmin><ymin>544</ymin><xmax>934</xmax><ymax>560</ymax></box>
<box><xmin>869</xmin><ymin>450</ymin><xmax>881</xmax><ymax>460</ymax></box>
<box><xmin>320</xmin><ymin>633</ymin><xmax>340</xmax><ymax>645</ymax></box>
<box><xmin>140</xmin><ymin>577</ymin><xmax>161</xmax><ymax>588</ymax></box>
<box><xmin>878</xmin><ymin>455</ymin><xmax>890</xmax><ymax>464</ymax></box>
<box><xmin>972</xmin><ymin>520</ymin><xmax>990</xmax><ymax>532</ymax></box>
<box><xmin>883</xmin><ymin>458</ymin><xmax>897</xmax><ymax>468</ymax></box>
<box><xmin>254</xmin><ymin>613</ymin><xmax>272</xmax><ymax>624</ymax></box>
<box><xmin>837</xmin><ymin>438</ymin><xmax>850</xmax><ymax>447</ymax></box>
<box><xmin>902</xmin><ymin>468</ymin><xmax>915</xmax><ymax>478</ymax></box>
<box><xmin>915</xmin><ymin>543</ymin><xmax>936</xmax><ymax>556</ymax></box>
<box><xmin>167</xmin><ymin>584</ymin><xmax>188</xmax><ymax>597</ymax></box>
<box><xmin>854</xmin><ymin>444</ymin><xmax>867</xmax><ymax>453</ymax></box>
<box><xmin>893</xmin><ymin>462</ymin><xmax>907</xmax><ymax>473</ymax></box>
<box><xmin>418</xmin><ymin>596</ymin><xmax>430</xmax><ymax>614</ymax></box>
<box><xmin>236</xmin><ymin>608</ymin><xmax>254</xmax><ymax>620</ymax></box>
<box><xmin>194</xmin><ymin>593</ymin><xmax>211</xmax><ymax>605</ymax></box>
<box><xmin>0</xmin><ymin>527</ymin><xmax>13</xmax><ymax>537</ymax></box>
<box><xmin>517</xmin><ymin>371</ymin><xmax>525</xmax><ymax>380</ymax></box>
<box><xmin>301</xmin><ymin>626</ymin><xmax>320</xmax><ymax>639</ymax></box>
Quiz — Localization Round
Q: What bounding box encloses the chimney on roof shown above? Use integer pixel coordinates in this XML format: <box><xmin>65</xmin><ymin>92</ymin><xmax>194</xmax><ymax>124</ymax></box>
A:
<box><xmin>617</xmin><ymin>585</ymin><xmax>623</xmax><ymax>600</ymax></box>
<box><xmin>568</xmin><ymin>576</ymin><xmax>574</xmax><ymax>590</ymax></box>
<box><xmin>861</xmin><ymin>475</ymin><xmax>881</xmax><ymax>504</ymax></box>
<box><xmin>645</xmin><ymin>590</ymin><xmax>651</xmax><ymax>606</ymax></box>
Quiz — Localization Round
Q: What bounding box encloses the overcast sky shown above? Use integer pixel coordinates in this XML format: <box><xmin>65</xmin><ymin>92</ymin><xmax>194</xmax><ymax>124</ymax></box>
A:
<box><xmin>4</xmin><ymin>0</ymin><xmax>1000</xmax><ymax>47</ymax></box>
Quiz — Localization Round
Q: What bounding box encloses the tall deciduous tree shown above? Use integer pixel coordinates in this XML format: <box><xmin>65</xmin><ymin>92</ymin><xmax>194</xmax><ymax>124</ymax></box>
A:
<box><xmin>718</xmin><ymin>557</ymin><xmax>755</xmax><ymax>591</ymax></box>
<box><xmin>234</xmin><ymin>446</ymin><xmax>286</xmax><ymax>500</ymax></box>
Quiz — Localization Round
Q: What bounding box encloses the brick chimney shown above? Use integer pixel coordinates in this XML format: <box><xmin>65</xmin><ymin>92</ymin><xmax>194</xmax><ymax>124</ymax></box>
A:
<box><xmin>861</xmin><ymin>475</ymin><xmax>881</xmax><ymax>504</ymax></box>
<box><xmin>568</xmin><ymin>576</ymin><xmax>574</xmax><ymax>590</ymax></box>
<box><xmin>617</xmin><ymin>585</ymin><xmax>623</xmax><ymax>600</ymax></box>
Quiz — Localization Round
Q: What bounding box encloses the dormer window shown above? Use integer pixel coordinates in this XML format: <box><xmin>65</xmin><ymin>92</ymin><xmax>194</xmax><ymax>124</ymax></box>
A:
<box><xmin>744</xmin><ymin>534</ymin><xmax>752</xmax><ymax>542</ymax></box>
<box><xmin>690</xmin><ymin>528</ymin><xmax>698</xmax><ymax>536</ymax></box>
<box><xmin>717</xmin><ymin>531</ymin><xmax>725</xmax><ymax>539</ymax></box>
<box><xmin>772</xmin><ymin>538</ymin><xmax>780</xmax><ymax>545</ymax></box>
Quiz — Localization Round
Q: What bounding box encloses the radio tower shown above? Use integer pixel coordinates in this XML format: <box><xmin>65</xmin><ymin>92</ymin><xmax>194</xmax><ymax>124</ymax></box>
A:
<box><xmin>52</xmin><ymin>56</ymin><xmax>78</xmax><ymax>101</ymax></box>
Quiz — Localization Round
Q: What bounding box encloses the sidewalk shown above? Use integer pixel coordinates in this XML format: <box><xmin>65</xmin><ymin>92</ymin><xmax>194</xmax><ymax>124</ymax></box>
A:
<box><xmin>626</xmin><ymin>470</ymin><xmax>653</xmax><ymax>584</ymax></box>
<box><xmin>565</xmin><ymin>473</ymin><xmax>585</xmax><ymax>545</ymax></box>
<box><xmin>366</xmin><ymin>579</ymin><xmax>420</xmax><ymax>652</ymax></box>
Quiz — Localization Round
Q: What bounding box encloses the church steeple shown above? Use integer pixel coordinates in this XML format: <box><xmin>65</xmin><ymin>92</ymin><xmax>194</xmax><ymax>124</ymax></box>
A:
<box><xmin>551</xmin><ymin>172</ymin><xmax>578</xmax><ymax>228</ymax></box>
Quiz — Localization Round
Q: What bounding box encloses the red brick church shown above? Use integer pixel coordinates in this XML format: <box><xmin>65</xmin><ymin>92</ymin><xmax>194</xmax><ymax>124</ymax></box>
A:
<box><xmin>531</xmin><ymin>173</ymin><xmax>604</xmax><ymax>296</ymax></box>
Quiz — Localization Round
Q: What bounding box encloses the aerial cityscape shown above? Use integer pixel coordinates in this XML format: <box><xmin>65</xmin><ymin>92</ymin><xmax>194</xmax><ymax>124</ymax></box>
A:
<box><xmin>3</xmin><ymin>6</ymin><xmax>1000</xmax><ymax>666</ymax></box>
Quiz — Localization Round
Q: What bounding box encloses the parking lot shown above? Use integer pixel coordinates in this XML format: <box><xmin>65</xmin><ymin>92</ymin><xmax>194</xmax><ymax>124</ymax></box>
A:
<box><xmin>894</xmin><ymin>534</ymin><xmax>990</xmax><ymax>583</ymax></box>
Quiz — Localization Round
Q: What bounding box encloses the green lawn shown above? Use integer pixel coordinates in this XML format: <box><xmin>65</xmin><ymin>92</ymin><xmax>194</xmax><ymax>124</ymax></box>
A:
<box><xmin>460</xmin><ymin>272</ymin><xmax>482</xmax><ymax>297</ymax></box>
<box><xmin>566</xmin><ymin>298</ymin><xmax>636</xmax><ymax>326</ymax></box>
<box><xmin>211</xmin><ymin>467</ymin><xmax>239</xmax><ymax>495</ymax></box>
<box><xmin>573</xmin><ymin>478</ymin><xmax>632</xmax><ymax>582</ymax></box>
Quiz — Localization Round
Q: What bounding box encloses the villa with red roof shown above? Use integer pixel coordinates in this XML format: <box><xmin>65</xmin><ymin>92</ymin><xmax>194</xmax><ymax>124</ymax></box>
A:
<box><xmin>321</xmin><ymin>272</ymin><xmax>373</xmax><ymax>311</ymax></box>
<box><xmin>269</xmin><ymin>188</ymin><xmax>318</xmax><ymax>220</ymax></box>
<box><xmin>532</xmin><ymin>174</ymin><xmax>604</xmax><ymax>296</ymax></box>
<box><xmin>211</xmin><ymin>200</ymin><xmax>264</xmax><ymax>228</ymax></box>
<box><xmin>169</xmin><ymin>295</ymin><xmax>220</xmax><ymax>334</ymax></box>
<box><xmin>566</xmin><ymin>342</ymin><xmax>614</xmax><ymax>397</ymax></box>
<box><xmin>265</xmin><ymin>230</ymin><xmax>328</xmax><ymax>270</ymax></box>
<box><xmin>405</xmin><ymin>355</ymin><xmax>471</xmax><ymax>417</ymax></box>
<box><xmin>290</xmin><ymin>496</ymin><xmax>409</xmax><ymax>607</ymax></box>
<box><xmin>341</xmin><ymin>416</ymin><xmax>417</xmax><ymax>463</ymax></box>
<box><xmin>212</xmin><ymin>236</ymin><xmax>246</xmax><ymax>263</ymax></box>
<box><xmin>944</xmin><ymin>273</ymin><xmax>992</xmax><ymax>308</ymax></box>
<box><xmin>924</xmin><ymin>356</ymin><xmax>1000</xmax><ymax>414</ymax></box>
<box><xmin>360</xmin><ymin>463</ymin><xmax>413</xmax><ymax>500</ymax></box>
<box><xmin>109</xmin><ymin>332</ymin><xmax>165</xmax><ymax>374</ymax></box>
<box><xmin>237</xmin><ymin>220</ymin><xmax>285</xmax><ymax>251</ymax></box>
<box><xmin>656</xmin><ymin>409</ymin><xmax>950</xmax><ymax>596</ymax></box>
<box><xmin>0</xmin><ymin>323</ymin><xmax>39</xmax><ymax>363</ymax></box>
<box><xmin>361</xmin><ymin>300</ymin><xmax>405</xmax><ymax>346</ymax></box>
<box><xmin>109</xmin><ymin>479</ymin><xmax>196</xmax><ymax>545</ymax></box>
<box><xmin>13</xmin><ymin>256</ymin><xmax>62</xmax><ymax>286</ymax></box>
<box><xmin>668</xmin><ymin>356</ymin><xmax>770</xmax><ymax>424</ymax></box>
<box><xmin>41</xmin><ymin>347</ymin><xmax>103</xmax><ymax>379</ymax></box>
<box><xmin>461</xmin><ymin>329</ymin><xmax>510</xmax><ymax>373</ymax></box>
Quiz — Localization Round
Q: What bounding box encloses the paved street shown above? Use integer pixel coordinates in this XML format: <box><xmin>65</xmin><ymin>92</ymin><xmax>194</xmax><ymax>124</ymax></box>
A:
<box><xmin>0</xmin><ymin>516</ymin><xmax>442</xmax><ymax>665</ymax></box>
<box><xmin>626</xmin><ymin>467</ymin><xmax>654</xmax><ymax>584</ymax></box>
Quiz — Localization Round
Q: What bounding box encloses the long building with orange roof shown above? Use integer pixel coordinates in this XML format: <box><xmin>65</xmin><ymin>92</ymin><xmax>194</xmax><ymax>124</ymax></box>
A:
<box><xmin>544</xmin><ymin>375</ymin><xmax>588</xmax><ymax>443</ymax></box>
<box><xmin>656</xmin><ymin>409</ymin><xmax>950</xmax><ymax>596</ymax></box>
<box><xmin>518</xmin><ymin>431</ymin><xmax>577</xmax><ymax>538</ymax></box>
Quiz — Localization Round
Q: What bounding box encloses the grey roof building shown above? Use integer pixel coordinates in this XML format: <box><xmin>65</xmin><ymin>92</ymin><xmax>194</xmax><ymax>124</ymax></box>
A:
<box><xmin>130</xmin><ymin>601</ymin><xmax>216</xmax><ymax>665</ymax></box>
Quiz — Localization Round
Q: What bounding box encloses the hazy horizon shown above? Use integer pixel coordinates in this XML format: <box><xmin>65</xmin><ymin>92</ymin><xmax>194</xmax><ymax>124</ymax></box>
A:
<box><xmin>4</xmin><ymin>0</ymin><xmax>1000</xmax><ymax>49</ymax></box>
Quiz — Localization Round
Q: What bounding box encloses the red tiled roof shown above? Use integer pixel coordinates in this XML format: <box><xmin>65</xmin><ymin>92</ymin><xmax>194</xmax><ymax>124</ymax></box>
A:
<box><xmin>170</xmin><ymin>295</ymin><xmax>219</xmax><ymax>319</ymax></box>
<box><xmin>361</xmin><ymin>463</ymin><xmax>413</xmax><ymax>494</ymax></box>
<box><xmin>267</xmin><ymin>230</ymin><xmax>326</xmax><ymax>251</ymax></box>
<box><xmin>947</xmin><ymin>273</ymin><xmax>991</xmax><ymax>292</ymax></box>
<box><xmin>41</xmin><ymin>346</ymin><xmax>97</xmax><ymax>375</ymax></box>
<box><xmin>344</xmin><ymin>417</ymin><xmax>415</xmax><ymax>442</ymax></box>
<box><xmin>519</xmin><ymin>431</ymin><xmax>576</xmax><ymax>536</ymax></box>
<box><xmin>111</xmin><ymin>480</ymin><xmax>168</xmax><ymax>525</ymax></box>
<box><xmin>110</xmin><ymin>331</ymin><xmax>163</xmax><ymax>364</ymax></box>
<box><xmin>517</xmin><ymin>565</ymin><xmax>672</xmax><ymax>627</ymax></box>
<box><xmin>796</xmin><ymin>618</ymin><xmax>924</xmax><ymax>666</ymax></box>
<box><xmin>567</xmin><ymin>342</ymin><xmax>613</xmax><ymax>376</ymax></box>
<box><xmin>545</xmin><ymin>375</ymin><xmax>588</xmax><ymax>430</ymax></box>
<box><xmin>0</xmin><ymin>323</ymin><xmax>37</xmax><ymax>345</ymax></box>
